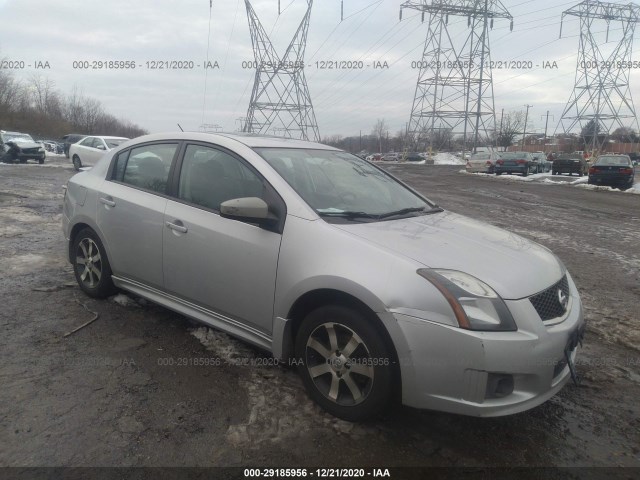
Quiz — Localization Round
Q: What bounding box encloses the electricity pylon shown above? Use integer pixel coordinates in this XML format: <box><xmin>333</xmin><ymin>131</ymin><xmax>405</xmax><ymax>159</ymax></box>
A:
<box><xmin>557</xmin><ymin>1</ymin><xmax>640</xmax><ymax>153</ymax></box>
<box><xmin>243</xmin><ymin>0</ymin><xmax>320</xmax><ymax>142</ymax></box>
<box><xmin>400</xmin><ymin>0</ymin><xmax>512</xmax><ymax>153</ymax></box>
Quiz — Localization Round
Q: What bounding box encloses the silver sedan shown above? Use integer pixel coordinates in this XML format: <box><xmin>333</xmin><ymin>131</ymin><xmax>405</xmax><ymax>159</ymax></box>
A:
<box><xmin>62</xmin><ymin>132</ymin><xmax>585</xmax><ymax>421</ymax></box>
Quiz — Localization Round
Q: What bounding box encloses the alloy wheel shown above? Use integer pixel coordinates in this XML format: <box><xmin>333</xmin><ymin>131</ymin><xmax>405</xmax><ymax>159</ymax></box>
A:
<box><xmin>304</xmin><ymin>322</ymin><xmax>374</xmax><ymax>406</ymax></box>
<box><xmin>76</xmin><ymin>238</ymin><xmax>102</xmax><ymax>288</ymax></box>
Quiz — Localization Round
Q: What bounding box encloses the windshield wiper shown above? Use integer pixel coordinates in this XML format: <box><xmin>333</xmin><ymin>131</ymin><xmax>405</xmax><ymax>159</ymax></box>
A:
<box><xmin>378</xmin><ymin>206</ymin><xmax>443</xmax><ymax>219</ymax></box>
<box><xmin>318</xmin><ymin>211</ymin><xmax>378</xmax><ymax>219</ymax></box>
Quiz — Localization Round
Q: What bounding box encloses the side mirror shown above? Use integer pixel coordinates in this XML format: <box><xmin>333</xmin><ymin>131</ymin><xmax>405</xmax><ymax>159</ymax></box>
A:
<box><xmin>220</xmin><ymin>197</ymin><xmax>277</xmax><ymax>227</ymax></box>
<box><xmin>96</xmin><ymin>144</ymin><xmax>106</xmax><ymax>150</ymax></box>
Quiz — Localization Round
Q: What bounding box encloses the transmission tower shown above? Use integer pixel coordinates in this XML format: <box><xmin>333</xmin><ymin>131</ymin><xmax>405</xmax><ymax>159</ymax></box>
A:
<box><xmin>243</xmin><ymin>0</ymin><xmax>320</xmax><ymax>142</ymax></box>
<box><xmin>400</xmin><ymin>1</ymin><xmax>512</xmax><ymax>153</ymax></box>
<box><xmin>557</xmin><ymin>1</ymin><xmax>640</xmax><ymax>153</ymax></box>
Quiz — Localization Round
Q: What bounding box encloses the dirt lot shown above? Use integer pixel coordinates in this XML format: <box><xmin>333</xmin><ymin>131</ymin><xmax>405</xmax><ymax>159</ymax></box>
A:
<box><xmin>0</xmin><ymin>156</ymin><xmax>638</xmax><ymax>469</ymax></box>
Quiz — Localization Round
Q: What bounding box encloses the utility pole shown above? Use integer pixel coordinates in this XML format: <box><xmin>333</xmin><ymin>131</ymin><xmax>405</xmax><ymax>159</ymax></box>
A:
<box><xmin>557</xmin><ymin>0</ymin><xmax>640</xmax><ymax>152</ymax></box>
<box><xmin>522</xmin><ymin>104</ymin><xmax>533</xmax><ymax>149</ymax></box>
<box><xmin>541</xmin><ymin>111</ymin><xmax>554</xmax><ymax>150</ymax></box>
<box><xmin>497</xmin><ymin>108</ymin><xmax>504</xmax><ymax>151</ymax></box>
<box><xmin>400</xmin><ymin>0</ymin><xmax>513</xmax><ymax>155</ymax></box>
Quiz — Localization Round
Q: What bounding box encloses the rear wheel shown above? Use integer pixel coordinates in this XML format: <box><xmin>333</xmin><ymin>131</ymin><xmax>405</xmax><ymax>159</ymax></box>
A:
<box><xmin>295</xmin><ymin>305</ymin><xmax>394</xmax><ymax>421</ymax></box>
<box><xmin>72</xmin><ymin>155</ymin><xmax>82</xmax><ymax>171</ymax></box>
<box><xmin>72</xmin><ymin>228</ymin><xmax>117</xmax><ymax>298</ymax></box>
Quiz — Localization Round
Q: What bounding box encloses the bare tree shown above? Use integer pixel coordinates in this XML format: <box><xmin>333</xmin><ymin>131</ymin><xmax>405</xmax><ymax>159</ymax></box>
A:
<box><xmin>495</xmin><ymin>111</ymin><xmax>525</xmax><ymax>149</ymax></box>
<box><xmin>372</xmin><ymin>119</ymin><xmax>387</xmax><ymax>153</ymax></box>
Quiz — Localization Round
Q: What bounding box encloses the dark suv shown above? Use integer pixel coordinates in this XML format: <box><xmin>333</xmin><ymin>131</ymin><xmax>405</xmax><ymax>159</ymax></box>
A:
<box><xmin>62</xmin><ymin>133</ymin><xmax>87</xmax><ymax>158</ymax></box>
<box><xmin>0</xmin><ymin>131</ymin><xmax>46</xmax><ymax>164</ymax></box>
<box><xmin>552</xmin><ymin>154</ymin><xmax>588</xmax><ymax>176</ymax></box>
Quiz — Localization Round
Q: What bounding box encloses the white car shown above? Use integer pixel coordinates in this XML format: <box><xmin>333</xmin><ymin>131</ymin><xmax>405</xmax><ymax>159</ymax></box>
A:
<box><xmin>69</xmin><ymin>136</ymin><xmax>129</xmax><ymax>170</ymax></box>
<box><xmin>466</xmin><ymin>151</ymin><xmax>500</xmax><ymax>174</ymax></box>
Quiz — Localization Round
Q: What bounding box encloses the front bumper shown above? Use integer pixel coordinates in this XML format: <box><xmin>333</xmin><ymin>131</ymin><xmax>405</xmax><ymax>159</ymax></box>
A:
<box><xmin>385</xmin><ymin>273</ymin><xmax>585</xmax><ymax>417</ymax></box>
<box><xmin>16</xmin><ymin>151</ymin><xmax>46</xmax><ymax>161</ymax></box>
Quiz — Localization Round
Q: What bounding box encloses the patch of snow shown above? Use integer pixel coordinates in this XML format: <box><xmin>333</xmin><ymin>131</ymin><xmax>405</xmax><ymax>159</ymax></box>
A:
<box><xmin>433</xmin><ymin>153</ymin><xmax>465</xmax><ymax>165</ymax></box>
<box><xmin>0</xmin><ymin>254</ymin><xmax>48</xmax><ymax>274</ymax></box>
<box><xmin>190</xmin><ymin>326</ymin><xmax>376</xmax><ymax>451</ymax></box>
<box><xmin>110</xmin><ymin>293</ymin><xmax>141</xmax><ymax>308</ymax></box>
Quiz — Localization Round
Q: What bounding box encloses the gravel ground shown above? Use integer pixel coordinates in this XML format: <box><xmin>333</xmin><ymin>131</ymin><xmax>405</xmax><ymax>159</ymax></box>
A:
<box><xmin>0</xmin><ymin>156</ymin><xmax>638</xmax><ymax>469</ymax></box>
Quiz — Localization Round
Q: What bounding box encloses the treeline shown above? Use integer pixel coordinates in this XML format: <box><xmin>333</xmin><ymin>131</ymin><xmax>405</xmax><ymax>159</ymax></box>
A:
<box><xmin>0</xmin><ymin>69</ymin><xmax>147</xmax><ymax>140</ymax></box>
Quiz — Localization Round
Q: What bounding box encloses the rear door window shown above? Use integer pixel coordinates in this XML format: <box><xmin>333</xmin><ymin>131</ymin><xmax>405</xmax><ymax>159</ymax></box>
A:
<box><xmin>116</xmin><ymin>143</ymin><xmax>178</xmax><ymax>194</ymax></box>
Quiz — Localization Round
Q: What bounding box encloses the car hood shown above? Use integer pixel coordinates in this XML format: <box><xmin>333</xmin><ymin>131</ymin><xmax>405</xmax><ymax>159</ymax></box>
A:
<box><xmin>333</xmin><ymin>211</ymin><xmax>563</xmax><ymax>300</ymax></box>
<box><xmin>9</xmin><ymin>141</ymin><xmax>41</xmax><ymax>149</ymax></box>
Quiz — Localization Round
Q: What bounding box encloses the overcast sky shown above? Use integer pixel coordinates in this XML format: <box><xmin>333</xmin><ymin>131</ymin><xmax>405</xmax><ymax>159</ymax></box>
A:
<box><xmin>2</xmin><ymin>0</ymin><xmax>640</xmax><ymax>139</ymax></box>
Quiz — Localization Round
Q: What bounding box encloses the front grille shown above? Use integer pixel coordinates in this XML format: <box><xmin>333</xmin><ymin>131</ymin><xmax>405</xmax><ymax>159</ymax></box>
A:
<box><xmin>529</xmin><ymin>275</ymin><xmax>569</xmax><ymax>321</ymax></box>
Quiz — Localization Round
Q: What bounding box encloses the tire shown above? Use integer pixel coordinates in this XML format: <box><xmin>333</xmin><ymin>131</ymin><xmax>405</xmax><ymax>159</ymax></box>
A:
<box><xmin>496</xmin><ymin>171</ymin><xmax>502</xmax><ymax>176</ymax></box>
<box><xmin>552</xmin><ymin>170</ymin><xmax>557</xmax><ymax>175</ymax></box>
<box><xmin>295</xmin><ymin>305</ymin><xmax>394</xmax><ymax>421</ymax></box>
<box><xmin>577</xmin><ymin>170</ymin><xmax>583</xmax><ymax>177</ymax></box>
<box><xmin>38</xmin><ymin>158</ymin><xmax>44</xmax><ymax>165</ymax></box>
<box><xmin>72</xmin><ymin>228</ymin><xmax>117</xmax><ymax>298</ymax></box>
<box><xmin>72</xmin><ymin>155</ymin><xmax>82</xmax><ymax>171</ymax></box>
<box><xmin>522</xmin><ymin>167</ymin><xmax>529</xmax><ymax>177</ymax></box>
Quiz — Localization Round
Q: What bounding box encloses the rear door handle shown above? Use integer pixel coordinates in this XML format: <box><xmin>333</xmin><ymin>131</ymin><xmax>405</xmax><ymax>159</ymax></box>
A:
<box><xmin>99</xmin><ymin>197</ymin><xmax>116</xmax><ymax>207</ymax></box>
<box><xmin>165</xmin><ymin>221</ymin><xmax>188</xmax><ymax>234</ymax></box>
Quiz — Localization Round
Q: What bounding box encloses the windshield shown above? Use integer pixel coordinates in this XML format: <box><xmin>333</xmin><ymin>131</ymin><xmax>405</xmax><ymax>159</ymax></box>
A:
<box><xmin>596</xmin><ymin>156</ymin><xmax>631</xmax><ymax>166</ymax></box>
<box><xmin>105</xmin><ymin>138</ymin><xmax>128</xmax><ymax>148</ymax></box>
<box><xmin>5</xmin><ymin>133</ymin><xmax>34</xmax><ymax>143</ymax></box>
<box><xmin>255</xmin><ymin>148</ymin><xmax>436</xmax><ymax>222</ymax></box>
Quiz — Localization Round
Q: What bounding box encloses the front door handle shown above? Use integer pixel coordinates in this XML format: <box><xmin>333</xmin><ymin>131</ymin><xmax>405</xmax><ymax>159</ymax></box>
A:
<box><xmin>165</xmin><ymin>221</ymin><xmax>188</xmax><ymax>234</ymax></box>
<box><xmin>99</xmin><ymin>197</ymin><xmax>116</xmax><ymax>207</ymax></box>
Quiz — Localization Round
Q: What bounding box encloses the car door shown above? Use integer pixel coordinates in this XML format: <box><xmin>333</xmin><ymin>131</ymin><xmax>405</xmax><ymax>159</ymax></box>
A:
<box><xmin>89</xmin><ymin>137</ymin><xmax>107</xmax><ymax>164</ymax></box>
<box><xmin>162</xmin><ymin>143</ymin><xmax>283</xmax><ymax>334</ymax></box>
<box><xmin>74</xmin><ymin>136</ymin><xmax>95</xmax><ymax>161</ymax></box>
<box><xmin>96</xmin><ymin>142</ymin><xmax>180</xmax><ymax>289</ymax></box>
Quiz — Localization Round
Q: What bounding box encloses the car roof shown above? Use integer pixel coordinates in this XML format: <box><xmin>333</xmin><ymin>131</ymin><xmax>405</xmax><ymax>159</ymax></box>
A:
<box><xmin>124</xmin><ymin>132</ymin><xmax>340</xmax><ymax>150</ymax></box>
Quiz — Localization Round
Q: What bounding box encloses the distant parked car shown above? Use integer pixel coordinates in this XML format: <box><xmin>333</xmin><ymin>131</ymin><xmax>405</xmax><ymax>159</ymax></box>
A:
<box><xmin>365</xmin><ymin>153</ymin><xmax>382</xmax><ymax>162</ymax></box>
<box><xmin>0</xmin><ymin>130</ymin><xmax>46</xmax><ymax>164</ymax></box>
<box><xmin>69</xmin><ymin>135</ymin><xmax>129</xmax><ymax>170</ymax></box>
<box><xmin>627</xmin><ymin>152</ymin><xmax>640</xmax><ymax>166</ymax></box>
<box><xmin>62</xmin><ymin>133</ymin><xmax>87</xmax><ymax>159</ymax></box>
<box><xmin>588</xmin><ymin>154</ymin><xmax>635</xmax><ymax>190</ymax></box>
<box><xmin>382</xmin><ymin>153</ymin><xmax>399</xmax><ymax>161</ymax></box>
<box><xmin>495</xmin><ymin>151</ymin><xmax>536</xmax><ymax>176</ymax></box>
<box><xmin>531</xmin><ymin>153</ymin><xmax>552</xmax><ymax>173</ymax></box>
<box><xmin>466</xmin><ymin>151</ymin><xmax>500</xmax><ymax>174</ymax></box>
<box><xmin>552</xmin><ymin>154</ymin><xmax>588</xmax><ymax>176</ymax></box>
<box><xmin>402</xmin><ymin>152</ymin><xmax>423</xmax><ymax>162</ymax></box>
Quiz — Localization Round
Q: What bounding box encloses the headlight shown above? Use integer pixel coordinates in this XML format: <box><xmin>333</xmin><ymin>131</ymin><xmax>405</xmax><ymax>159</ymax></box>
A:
<box><xmin>417</xmin><ymin>269</ymin><xmax>517</xmax><ymax>332</ymax></box>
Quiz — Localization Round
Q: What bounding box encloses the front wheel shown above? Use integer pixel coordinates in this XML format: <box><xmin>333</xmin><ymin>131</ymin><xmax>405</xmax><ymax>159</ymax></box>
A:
<box><xmin>522</xmin><ymin>167</ymin><xmax>529</xmax><ymax>177</ymax></box>
<box><xmin>295</xmin><ymin>305</ymin><xmax>394</xmax><ymax>421</ymax></box>
<box><xmin>38</xmin><ymin>158</ymin><xmax>44</xmax><ymax>165</ymax></box>
<box><xmin>72</xmin><ymin>228</ymin><xmax>117</xmax><ymax>298</ymax></box>
<box><xmin>72</xmin><ymin>155</ymin><xmax>82</xmax><ymax>171</ymax></box>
